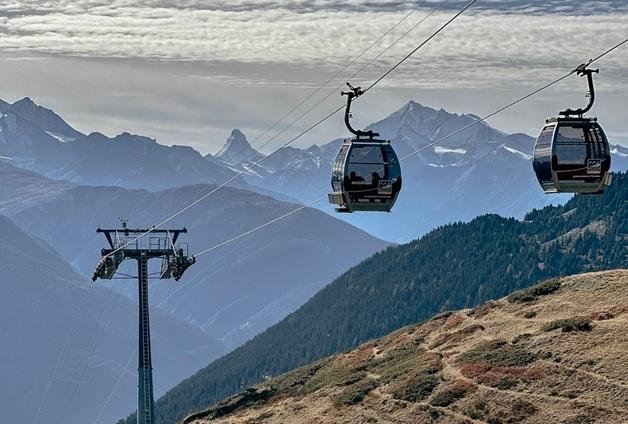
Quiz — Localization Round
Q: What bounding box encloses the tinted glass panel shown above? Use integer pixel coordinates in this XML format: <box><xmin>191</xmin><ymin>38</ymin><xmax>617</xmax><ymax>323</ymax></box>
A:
<box><xmin>556</xmin><ymin>144</ymin><xmax>587</xmax><ymax>165</ymax></box>
<box><xmin>536</xmin><ymin>125</ymin><xmax>555</xmax><ymax>147</ymax></box>
<box><xmin>556</xmin><ymin>126</ymin><xmax>587</xmax><ymax>165</ymax></box>
<box><xmin>349</xmin><ymin>145</ymin><xmax>384</xmax><ymax>164</ymax></box>
<box><xmin>556</xmin><ymin>126</ymin><xmax>586</xmax><ymax>144</ymax></box>
<box><xmin>382</xmin><ymin>145</ymin><xmax>401</xmax><ymax>179</ymax></box>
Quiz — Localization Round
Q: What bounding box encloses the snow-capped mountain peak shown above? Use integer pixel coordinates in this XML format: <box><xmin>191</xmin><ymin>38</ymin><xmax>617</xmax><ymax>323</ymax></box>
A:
<box><xmin>215</xmin><ymin>128</ymin><xmax>264</xmax><ymax>165</ymax></box>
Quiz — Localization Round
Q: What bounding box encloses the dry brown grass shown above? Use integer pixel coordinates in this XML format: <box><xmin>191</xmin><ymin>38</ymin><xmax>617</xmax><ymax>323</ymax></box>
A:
<box><xmin>184</xmin><ymin>270</ymin><xmax>628</xmax><ymax>424</ymax></box>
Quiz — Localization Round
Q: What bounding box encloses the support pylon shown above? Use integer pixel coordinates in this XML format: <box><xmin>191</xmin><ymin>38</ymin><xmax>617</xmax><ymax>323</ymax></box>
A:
<box><xmin>92</xmin><ymin>224</ymin><xmax>195</xmax><ymax>424</ymax></box>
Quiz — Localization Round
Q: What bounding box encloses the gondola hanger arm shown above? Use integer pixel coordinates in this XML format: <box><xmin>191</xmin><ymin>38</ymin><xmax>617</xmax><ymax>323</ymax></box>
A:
<box><xmin>341</xmin><ymin>82</ymin><xmax>379</xmax><ymax>139</ymax></box>
<box><xmin>560</xmin><ymin>62</ymin><xmax>599</xmax><ymax>118</ymax></box>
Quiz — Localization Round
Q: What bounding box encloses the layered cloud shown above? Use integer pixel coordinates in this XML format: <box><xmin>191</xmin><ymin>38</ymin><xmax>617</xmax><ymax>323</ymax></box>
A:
<box><xmin>0</xmin><ymin>1</ymin><xmax>627</xmax><ymax>151</ymax></box>
<box><xmin>1</xmin><ymin>1</ymin><xmax>627</xmax><ymax>89</ymax></box>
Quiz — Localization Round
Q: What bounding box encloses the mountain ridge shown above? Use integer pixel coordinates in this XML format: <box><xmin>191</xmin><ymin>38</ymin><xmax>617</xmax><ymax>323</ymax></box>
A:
<box><xmin>0</xmin><ymin>97</ymin><xmax>241</xmax><ymax>191</ymax></box>
<box><xmin>4</xmin><ymin>96</ymin><xmax>626</xmax><ymax>242</ymax></box>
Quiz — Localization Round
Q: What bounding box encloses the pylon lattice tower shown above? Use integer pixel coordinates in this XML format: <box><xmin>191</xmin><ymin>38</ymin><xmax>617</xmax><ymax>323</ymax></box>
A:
<box><xmin>92</xmin><ymin>222</ymin><xmax>195</xmax><ymax>424</ymax></box>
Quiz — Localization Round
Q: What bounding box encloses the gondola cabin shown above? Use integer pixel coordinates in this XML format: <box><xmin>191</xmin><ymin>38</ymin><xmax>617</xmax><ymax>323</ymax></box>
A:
<box><xmin>329</xmin><ymin>82</ymin><xmax>403</xmax><ymax>213</ymax></box>
<box><xmin>329</xmin><ymin>139</ymin><xmax>402</xmax><ymax>212</ymax></box>
<box><xmin>533</xmin><ymin>117</ymin><xmax>611</xmax><ymax>194</ymax></box>
<box><xmin>533</xmin><ymin>64</ymin><xmax>612</xmax><ymax>194</ymax></box>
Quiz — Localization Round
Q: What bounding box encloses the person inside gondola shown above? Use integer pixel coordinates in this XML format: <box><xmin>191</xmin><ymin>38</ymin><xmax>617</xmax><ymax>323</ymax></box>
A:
<box><xmin>371</xmin><ymin>171</ymin><xmax>381</xmax><ymax>187</ymax></box>
<box><xmin>344</xmin><ymin>174</ymin><xmax>355</xmax><ymax>201</ymax></box>
<box><xmin>371</xmin><ymin>171</ymin><xmax>381</xmax><ymax>199</ymax></box>
<box><xmin>350</xmin><ymin>171</ymin><xmax>364</xmax><ymax>183</ymax></box>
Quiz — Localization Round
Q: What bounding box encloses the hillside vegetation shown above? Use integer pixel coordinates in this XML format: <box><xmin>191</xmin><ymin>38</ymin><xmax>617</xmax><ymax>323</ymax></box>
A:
<box><xmin>125</xmin><ymin>173</ymin><xmax>627</xmax><ymax>424</ymax></box>
<box><xmin>186</xmin><ymin>270</ymin><xmax>628</xmax><ymax>424</ymax></box>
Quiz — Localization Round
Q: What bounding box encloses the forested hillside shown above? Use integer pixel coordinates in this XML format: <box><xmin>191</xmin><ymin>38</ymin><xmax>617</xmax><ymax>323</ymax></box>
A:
<box><xmin>125</xmin><ymin>173</ymin><xmax>627</xmax><ymax>424</ymax></box>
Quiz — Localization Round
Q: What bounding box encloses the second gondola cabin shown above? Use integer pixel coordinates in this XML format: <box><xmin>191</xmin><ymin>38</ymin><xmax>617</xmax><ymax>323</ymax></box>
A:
<box><xmin>533</xmin><ymin>117</ymin><xmax>611</xmax><ymax>194</ymax></box>
<box><xmin>532</xmin><ymin>65</ymin><xmax>611</xmax><ymax>194</ymax></box>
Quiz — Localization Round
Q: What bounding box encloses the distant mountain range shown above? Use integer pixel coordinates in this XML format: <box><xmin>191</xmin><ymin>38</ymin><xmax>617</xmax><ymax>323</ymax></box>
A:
<box><xmin>141</xmin><ymin>172</ymin><xmax>628</xmax><ymax>424</ymax></box>
<box><xmin>4</xmin><ymin>96</ymin><xmax>626</xmax><ymax>243</ymax></box>
<box><xmin>183</xmin><ymin>270</ymin><xmax>628</xmax><ymax>424</ymax></box>
<box><xmin>0</xmin><ymin>97</ymin><xmax>237</xmax><ymax>191</ymax></box>
<box><xmin>0</xmin><ymin>213</ymin><xmax>226</xmax><ymax>424</ymax></box>
<box><xmin>213</xmin><ymin>101</ymin><xmax>628</xmax><ymax>242</ymax></box>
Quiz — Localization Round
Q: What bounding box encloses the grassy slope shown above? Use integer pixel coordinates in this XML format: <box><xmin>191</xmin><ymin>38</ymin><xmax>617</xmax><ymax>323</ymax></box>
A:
<box><xmin>187</xmin><ymin>270</ymin><xmax>628</xmax><ymax>424</ymax></box>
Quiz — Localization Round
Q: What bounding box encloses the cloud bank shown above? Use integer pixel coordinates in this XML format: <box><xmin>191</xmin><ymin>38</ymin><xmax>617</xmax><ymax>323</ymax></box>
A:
<box><xmin>0</xmin><ymin>1</ymin><xmax>627</xmax><ymax>152</ymax></box>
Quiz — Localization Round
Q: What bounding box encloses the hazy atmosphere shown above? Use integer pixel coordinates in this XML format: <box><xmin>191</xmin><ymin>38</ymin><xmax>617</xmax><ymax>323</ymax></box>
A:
<box><xmin>1</xmin><ymin>0</ymin><xmax>627</xmax><ymax>153</ymax></box>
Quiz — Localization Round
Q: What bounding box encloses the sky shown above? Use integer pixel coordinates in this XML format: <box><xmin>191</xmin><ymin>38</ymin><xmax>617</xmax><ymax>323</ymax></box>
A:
<box><xmin>1</xmin><ymin>0</ymin><xmax>627</xmax><ymax>155</ymax></box>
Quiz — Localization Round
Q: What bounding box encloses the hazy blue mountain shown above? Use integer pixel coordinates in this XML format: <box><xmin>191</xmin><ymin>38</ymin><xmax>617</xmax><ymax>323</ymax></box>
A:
<box><xmin>4</xmin><ymin>96</ymin><xmax>624</xmax><ymax>245</ymax></box>
<box><xmin>0</xmin><ymin>97</ymin><xmax>241</xmax><ymax>191</ymax></box>
<box><xmin>0</xmin><ymin>213</ymin><xmax>226</xmax><ymax>424</ymax></box>
<box><xmin>0</xmin><ymin>159</ymin><xmax>73</xmax><ymax>214</ymax></box>
<box><xmin>1</xmin><ymin>168</ymin><xmax>388</xmax><ymax>350</ymax></box>
<box><xmin>216</xmin><ymin>101</ymin><xmax>627</xmax><ymax>242</ymax></box>
<box><xmin>6</xmin><ymin>97</ymin><xmax>83</xmax><ymax>141</ymax></box>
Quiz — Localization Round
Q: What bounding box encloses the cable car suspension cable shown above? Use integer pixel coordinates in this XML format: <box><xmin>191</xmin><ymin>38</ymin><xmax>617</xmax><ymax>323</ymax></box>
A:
<box><xmin>99</xmin><ymin>0</ymin><xmax>478</xmax><ymax>261</ymax></box>
<box><xmin>247</xmin><ymin>6</ymin><xmax>421</xmax><ymax>149</ymax></box>
<box><xmin>192</xmin><ymin>35</ymin><xmax>628</xmax><ymax>259</ymax></box>
<box><xmin>250</xmin><ymin>0</ymin><xmax>451</xmax><ymax>156</ymax></box>
<box><xmin>363</xmin><ymin>0</ymin><xmax>476</xmax><ymax>95</ymax></box>
<box><xmin>32</xmin><ymin>285</ymin><xmax>92</xmax><ymax>423</ymax></box>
